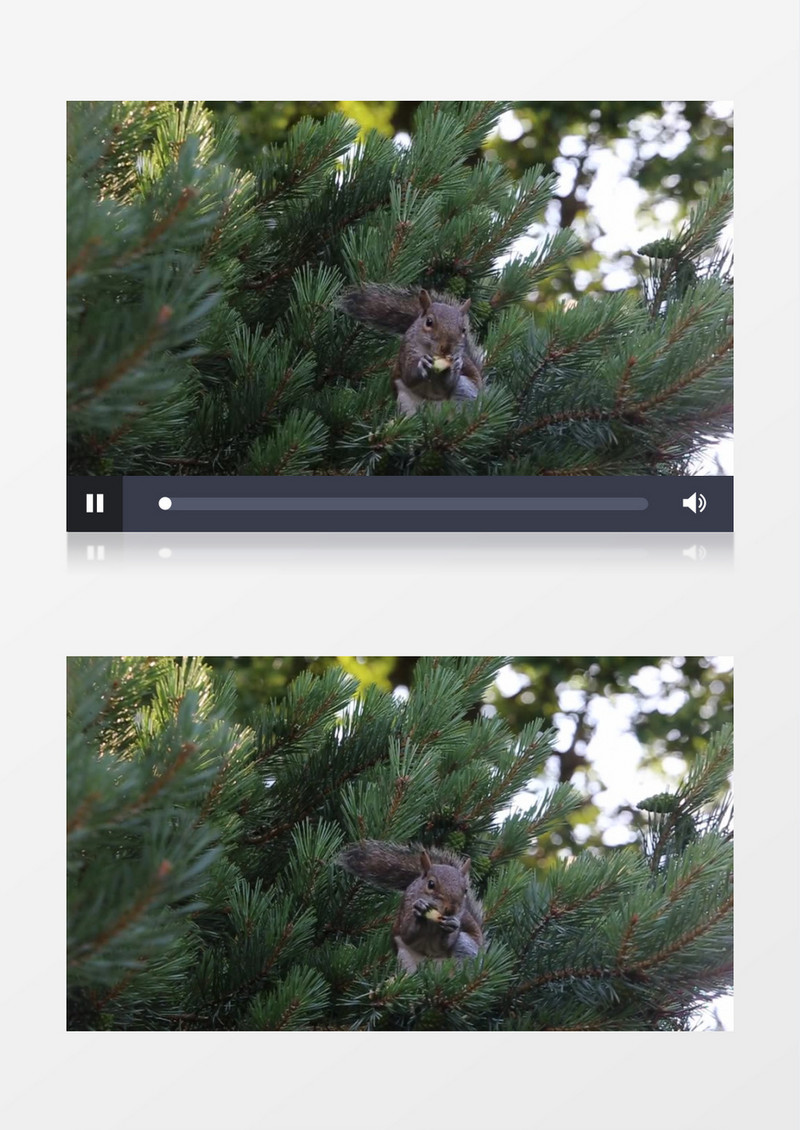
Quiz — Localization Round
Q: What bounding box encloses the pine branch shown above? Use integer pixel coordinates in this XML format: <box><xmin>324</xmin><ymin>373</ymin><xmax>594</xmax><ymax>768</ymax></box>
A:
<box><xmin>632</xmin><ymin>333</ymin><xmax>733</xmax><ymax>412</ymax></box>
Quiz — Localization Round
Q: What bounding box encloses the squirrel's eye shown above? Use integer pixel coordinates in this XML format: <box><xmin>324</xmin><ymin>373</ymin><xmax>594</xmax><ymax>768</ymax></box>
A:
<box><xmin>425</xmin><ymin>317</ymin><xmax>434</xmax><ymax>328</ymax></box>
<box><xmin>427</xmin><ymin>879</ymin><xmax>436</xmax><ymax>890</ymax></box>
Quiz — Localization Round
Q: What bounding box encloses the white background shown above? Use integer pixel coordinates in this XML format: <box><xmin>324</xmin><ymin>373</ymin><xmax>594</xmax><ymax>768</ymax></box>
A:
<box><xmin>4</xmin><ymin>3</ymin><xmax>799</xmax><ymax>1127</ymax></box>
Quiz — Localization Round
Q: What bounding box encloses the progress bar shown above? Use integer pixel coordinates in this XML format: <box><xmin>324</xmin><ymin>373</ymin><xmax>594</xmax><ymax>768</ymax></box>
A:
<box><xmin>159</xmin><ymin>496</ymin><xmax>649</xmax><ymax>512</ymax></box>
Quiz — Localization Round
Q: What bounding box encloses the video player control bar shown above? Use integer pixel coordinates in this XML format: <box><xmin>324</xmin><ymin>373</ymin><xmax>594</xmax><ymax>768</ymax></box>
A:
<box><xmin>67</xmin><ymin>475</ymin><xmax>733</xmax><ymax>531</ymax></box>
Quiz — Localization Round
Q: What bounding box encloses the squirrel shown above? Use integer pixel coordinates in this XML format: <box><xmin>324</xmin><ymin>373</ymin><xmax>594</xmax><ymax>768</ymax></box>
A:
<box><xmin>339</xmin><ymin>285</ymin><xmax>484</xmax><ymax>417</ymax></box>
<box><xmin>336</xmin><ymin>839</ymin><xmax>484</xmax><ymax>973</ymax></box>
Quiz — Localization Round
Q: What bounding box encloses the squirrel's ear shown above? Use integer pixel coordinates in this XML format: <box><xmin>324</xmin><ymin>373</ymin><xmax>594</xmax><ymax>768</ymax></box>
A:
<box><xmin>460</xmin><ymin>298</ymin><xmax>471</xmax><ymax>315</ymax></box>
<box><xmin>419</xmin><ymin>289</ymin><xmax>432</xmax><ymax>313</ymax></box>
<box><xmin>460</xmin><ymin>858</ymin><xmax>471</xmax><ymax>877</ymax></box>
<box><xmin>420</xmin><ymin>850</ymin><xmax>432</xmax><ymax>875</ymax></box>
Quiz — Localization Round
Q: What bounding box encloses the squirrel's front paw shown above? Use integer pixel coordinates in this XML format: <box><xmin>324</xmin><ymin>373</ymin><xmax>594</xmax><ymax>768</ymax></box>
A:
<box><xmin>417</xmin><ymin>355</ymin><xmax>433</xmax><ymax>379</ymax></box>
<box><xmin>439</xmin><ymin>915</ymin><xmax>460</xmax><ymax>934</ymax></box>
<box><xmin>413</xmin><ymin>898</ymin><xmax>434</xmax><ymax>919</ymax></box>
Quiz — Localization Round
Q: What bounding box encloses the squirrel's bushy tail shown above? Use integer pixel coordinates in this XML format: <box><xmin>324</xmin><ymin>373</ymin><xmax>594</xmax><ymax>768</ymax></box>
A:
<box><xmin>338</xmin><ymin>285</ymin><xmax>425</xmax><ymax>336</ymax></box>
<box><xmin>336</xmin><ymin>839</ymin><xmax>470</xmax><ymax>891</ymax></box>
<box><xmin>339</xmin><ymin>284</ymin><xmax>465</xmax><ymax>337</ymax></box>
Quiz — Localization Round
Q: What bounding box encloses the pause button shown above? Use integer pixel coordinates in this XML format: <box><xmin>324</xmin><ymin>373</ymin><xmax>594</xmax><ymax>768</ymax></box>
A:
<box><xmin>85</xmin><ymin>493</ymin><xmax>104</xmax><ymax>514</ymax></box>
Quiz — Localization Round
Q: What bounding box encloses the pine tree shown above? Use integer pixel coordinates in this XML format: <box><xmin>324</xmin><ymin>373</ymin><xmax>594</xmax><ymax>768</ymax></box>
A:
<box><xmin>67</xmin><ymin>101</ymin><xmax>733</xmax><ymax>476</ymax></box>
<box><xmin>67</xmin><ymin>657</ymin><xmax>733</xmax><ymax>1031</ymax></box>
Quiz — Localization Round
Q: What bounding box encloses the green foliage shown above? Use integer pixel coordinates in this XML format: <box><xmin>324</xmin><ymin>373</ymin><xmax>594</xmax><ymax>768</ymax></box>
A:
<box><xmin>639</xmin><ymin>170</ymin><xmax>733</xmax><ymax>310</ymax></box>
<box><xmin>67</xmin><ymin>657</ymin><xmax>255</xmax><ymax>1024</ymax></box>
<box><xmin>209</xmin><ymin>100</ymin><xmax>733</xmax><ymax>301</ymax></box>
<box><xmin>638</xmin><ymin>725</ymin><xmax>734</xmax><ymax>869</ymax></box>
<box><xmin>67</xmin><ymin>101</ymin><xmax>733</xmax><ymax>477</ymax></box>
<box><xmin>68</xmin><ymin>657</ymin><xmax>733</xmax><ymax>1031</ymax></box>
<box><xmin>67</xmin><ymin>102</ymin><xmax>257</xmax><ymax>474</ymax></box>
<box><xmin>209</xmin><ymin>101</ymin><xmax>733</xmax><ymax>210</ymax></box>
<box><xmin>209</xmin><ymin>655</ymin><xmax>732</xmax><ymax>861</ymax></box>
<box><xmin>505</xmin><ymin>832</ymin><xmax>732</xmax><ymax>1031</ymax></box>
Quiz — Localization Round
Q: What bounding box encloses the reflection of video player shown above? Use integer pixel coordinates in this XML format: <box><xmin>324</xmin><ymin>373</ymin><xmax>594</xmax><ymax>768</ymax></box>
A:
<box><xmin>340</xmin><ymin>285</ymin><xmax>483</xmax><ymax>415</ymax></box>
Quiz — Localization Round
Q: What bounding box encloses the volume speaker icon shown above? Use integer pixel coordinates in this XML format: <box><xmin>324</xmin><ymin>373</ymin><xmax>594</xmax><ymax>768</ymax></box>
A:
<box><xmin>682</xmin><ymin>492</ymin><xmax>707</xmax><ymax>514</ymax></box>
